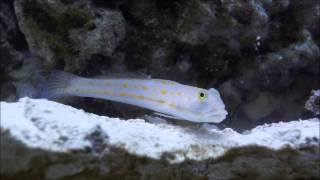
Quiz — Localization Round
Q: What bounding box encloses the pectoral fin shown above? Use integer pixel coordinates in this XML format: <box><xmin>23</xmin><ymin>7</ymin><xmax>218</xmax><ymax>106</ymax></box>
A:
<box><xmin>153</xmin><ymin>112</ymin><xmax>181</xmax><ymax>120</ymax></box>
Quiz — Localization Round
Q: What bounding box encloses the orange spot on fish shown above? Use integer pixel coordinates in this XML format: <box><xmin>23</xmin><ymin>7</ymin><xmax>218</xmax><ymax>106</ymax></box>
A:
<box><xmin>142</xmin><ymin>86</ymin><xmax>148</xmax><ymax>91</ymax></box>
<box><xmin>161</xmin><ymin>90</ymin><xmax>167</xmax><ymax>95</ymax></box>
<box><xmin>158</xmin><ymin>99</ymin><xmax>165</xmax><ymax>104</ymax></box>
<box><xmin>119</xmin><ymin>93</ymin><xmax>127</xmax><ymax>97</ymax></box>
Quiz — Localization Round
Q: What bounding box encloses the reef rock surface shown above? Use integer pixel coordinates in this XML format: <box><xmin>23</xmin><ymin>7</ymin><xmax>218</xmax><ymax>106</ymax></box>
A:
<box><xmin>1</xmin><ymin>98</ymin><xmax>319</xmax><ymax>179</ymax></box>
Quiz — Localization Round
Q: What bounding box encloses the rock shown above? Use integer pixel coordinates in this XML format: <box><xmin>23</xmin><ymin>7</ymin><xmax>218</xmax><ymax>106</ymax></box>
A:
<box><xmin>84</xmin><ymin>125</ymin><xmax>109</xmax><ymax>154</ymax></box>
<box><xmin>0</xmin><ymin>130</ymin><xmax>203</xmax><ymax>179</ymax></box>
<box><xmin>242</xmin><ymin>92</ymin><xmax>280</xmax><ymax>121</ymax></box>
<box><xmin>14</xmin><ymin>0</ymin><xmax>126</xmax><ymax>71</ymax></box>
<box><xmin>176</xmin><ymin>0</ymin><xmax>270</xmax><ymax>47</ymax></box>
<box><xmin>0</xmin><ymin>130</ymin><xmax>45</xmax><ymax>175</ymax></box>
<box><xmin>260</xmin><ymin>0</ymin><xmax>290</xmax><ymax>15</ymax></box>
<box><xmin>45</xmin><ymin>163</ymin><xmax>85</xmax><ymax>180</ymax></box>
<box><xmin>0</xmin><ymin>1</ymin><xmax>28</xmax><ymax>51</ymax></box>
<box><xmin>68</xmin><ymin>8</ymin><xmax>126</xmax><ymax>61</ymax></box>
<box><xmin>258</xmin><ymin>30</ymin><xmax>320</xmax><ymax>91</ymax></box>
<box><xmin>177</xmin><ymin>0</ymin><xmax>216</xmax><ymax>45</ymax></box>
<box><xmin>220</xmin><ymin>28</ymin><xmax>319</xmax><ymax>127</ymax></box>
<box><xmin>0</xmin><ymin>0</ymin><xmax>29</xmax><ymax>101</ymax></box>
<box><xmin>305</xmin><ymin>90</ymin><xmax>320</xmax><ymax>115</ymax></box>
<box><xmin>1</xmin><ymin>129</ymin><xmax>319</xmax><ymax>179</ymax></box>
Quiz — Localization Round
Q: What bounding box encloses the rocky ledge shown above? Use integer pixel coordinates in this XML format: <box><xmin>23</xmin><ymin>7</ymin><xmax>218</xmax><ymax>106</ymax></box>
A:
<box><xmin>1</xmin><ymin>98</ymin><xmax>319</xmax><ymax>179</ymax></box>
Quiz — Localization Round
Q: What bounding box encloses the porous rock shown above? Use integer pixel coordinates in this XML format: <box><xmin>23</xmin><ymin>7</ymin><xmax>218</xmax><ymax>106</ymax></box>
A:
<box><xmin>14</xmin><ymin>0</ymin><xmax>126</xmax><ymax>72</ymax></box>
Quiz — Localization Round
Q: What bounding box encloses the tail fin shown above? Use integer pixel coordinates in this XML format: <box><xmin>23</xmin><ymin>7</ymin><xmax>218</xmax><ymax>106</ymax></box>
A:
<box><xmin>13</xmin><ymin>82</ymin><xmax>38</xmax><ymax>98</ymax></box>
<box><xmin>41</xmin><ymin>70</ymin><xmax>78</xmax><ymax>99</ymax></box>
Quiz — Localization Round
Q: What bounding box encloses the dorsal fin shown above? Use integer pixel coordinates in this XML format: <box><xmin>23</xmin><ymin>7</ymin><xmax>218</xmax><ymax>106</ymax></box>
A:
<box><xmin>94</xmin><ymin>71</ymin><xmax>151</xmax><ymax>79</ymax></box>
<box><xmin>151</xmin><ymin>79</ymin><xmax>178</xmax><ymax>85</ymax></box>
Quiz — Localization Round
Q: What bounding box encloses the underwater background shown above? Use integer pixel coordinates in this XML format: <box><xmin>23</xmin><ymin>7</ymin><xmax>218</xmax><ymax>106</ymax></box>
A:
<box><xmin>1</xmin><ymin>0</ymin><xmax>319</xmax><ymax>179</ymax></box>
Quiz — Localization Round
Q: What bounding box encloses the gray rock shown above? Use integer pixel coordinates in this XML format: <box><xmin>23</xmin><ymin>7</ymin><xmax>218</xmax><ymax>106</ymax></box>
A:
<box><xmin>45</xmin><ymin>163</ymin><xmax>85</xmax><ymax>180</ymax></box>
<box><xmin>0</xmin><ymin>1</ymin><xmax>29</xmax><ymax>101</ymax></box>
<box><xmin>69</xmin><ymin>8</ymin><xmax>126</xmax><ymax>59</ymax></box>
<box><xmin>1</xmin><ymin>130</ymin><xmax>319</xmax><ymax>179</ymax></box>
<box><xmin>0</xmin><ymin>130</ymin><xmax>44</xmax><ymax>175</ymax></box>
<box><xmin>220</xmin><ymin>28</ymin><xmax>319</xmax><ymax>127</ymax></box>
<box><xmin>305</xmin><ymin>90</ymin><xmax>320</xmax><ymax>115</ymax></box>
<box><xmin>207</xmin><ymin>162</ymin><xmax>233</xmax><ymax>180</ymax></box>
<box><xmin>176</xmin><ymin>0</ymin><xmax>270</xmax><ymax>47</ymax></box>
<box><xmin>177</xmin><ymin>0</ymin><xmax>216</xmax><ymax>45</ymax></box>
<box><xmin>242</xmin><ymin>92</ymin><xmax>280</xmax><ymax>120</ymax></box>
<box><xmin>14</xmin><ymin>0</ymin><xmax>126</xmax><ymax>71</ymax></box>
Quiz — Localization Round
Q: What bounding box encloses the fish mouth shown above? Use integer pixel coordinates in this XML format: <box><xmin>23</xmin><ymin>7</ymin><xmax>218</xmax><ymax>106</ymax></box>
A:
<box><xmin>201</xmin><ymin>110</ymin><xmax>228</xmax><ymax>123</ymax></box>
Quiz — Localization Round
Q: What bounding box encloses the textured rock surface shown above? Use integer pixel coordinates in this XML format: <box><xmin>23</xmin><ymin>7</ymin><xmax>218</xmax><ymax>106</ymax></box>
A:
<box><xmin>1</xmin><ymin>131</ymin><xmax>319</xmax><ymax>179</ymax></box>
<box><xmin>3</xmin><ymin>98</ymin><xmax>319</xmax><ymax>162</ymax></box>
<box><xmin>14</xmin><ymin>0</ymin><xmax>126</xmax><ymax>71</ymax></box>
<box><xmin>0</xmin><ymin>0</ymin><xmax>28</xmax><ymax>101</ymax></box>
<box><xmin>1</xmin><ymin>97</ymin><xmax>319</xmax><ymax>179</ymax></box>
<box><xmin>305</xmin><ymin>89</ymin><xmax>320</xmax><ymax>115</ymax></box>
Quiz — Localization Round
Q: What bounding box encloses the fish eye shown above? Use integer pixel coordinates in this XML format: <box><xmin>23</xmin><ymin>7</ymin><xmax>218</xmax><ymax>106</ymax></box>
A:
<box><xmin>198</xmin><ymin>91</ymin><xmax>207</xmax><ymax>101</ymax></box>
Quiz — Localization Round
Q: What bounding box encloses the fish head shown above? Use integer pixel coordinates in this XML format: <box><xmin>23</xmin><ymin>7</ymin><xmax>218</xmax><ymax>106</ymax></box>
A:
<box><xmin>184</xmin><ymin>88</ymin><xmax>228</xmax><ymax>123</ymax></box>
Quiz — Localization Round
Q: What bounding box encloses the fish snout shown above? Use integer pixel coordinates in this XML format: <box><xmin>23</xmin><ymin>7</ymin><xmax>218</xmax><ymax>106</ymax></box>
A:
<box><xmin>202</xmin><ymin>108</ymin><xmax>228</xmax><ymax>123</ymax></box>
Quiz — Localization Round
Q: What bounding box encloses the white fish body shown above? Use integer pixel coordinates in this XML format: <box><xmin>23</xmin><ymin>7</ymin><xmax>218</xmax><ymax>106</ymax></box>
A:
<box><xmin>44</xmin><ymin>71</ymin><xmax>228</xmax><ymax>123</ymax></box>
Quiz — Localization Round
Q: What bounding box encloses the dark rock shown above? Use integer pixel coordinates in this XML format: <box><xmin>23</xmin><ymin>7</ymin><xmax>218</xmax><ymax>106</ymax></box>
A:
<box><xmin>0</xmin><ymin>0</ymin><xmax>28</xmax><ymax>101</ymax></box>
<box><xmin>14</xmin><ymin>0</ymin><xmax>126</xmax><ymax>72</ymax></box>
<box><xmin>45</xmin><ymin>163</ymin><xmax>85</xmax><ymax>180</ymax></box>
<box><xmin>1</xmin><ymin>130</ymin><xmax>319</xmax><ymax>179</ymax></box>
<box><xmin>221</xmin><ymin>28</ymin><xmax>319</xmax><ymax>129</ymax></box>
<box><xmin>305</xmin><ymin>90</ymin><xmax>320</xmax><ymax>115</ymax></box>
<box><xmin>0</xmin><ymin>0</ymin><xmax>28</xmax><ymax>51</ymax></box>
<box><xmin>0</xmin><ymin>130</ymin><xmax>204</xmax><ymax>179</ymax></box>
<box><xmin>84</xmin><ymin>125</ymin><xmax>109</xmax><ymax>154</ymax></box>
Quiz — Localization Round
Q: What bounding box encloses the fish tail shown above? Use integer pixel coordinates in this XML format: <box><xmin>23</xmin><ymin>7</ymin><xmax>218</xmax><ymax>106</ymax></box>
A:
<box><xmin>41</xmin><ymin>70</ymin><xmax>78</xmax><ymax>98</ymax></box>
